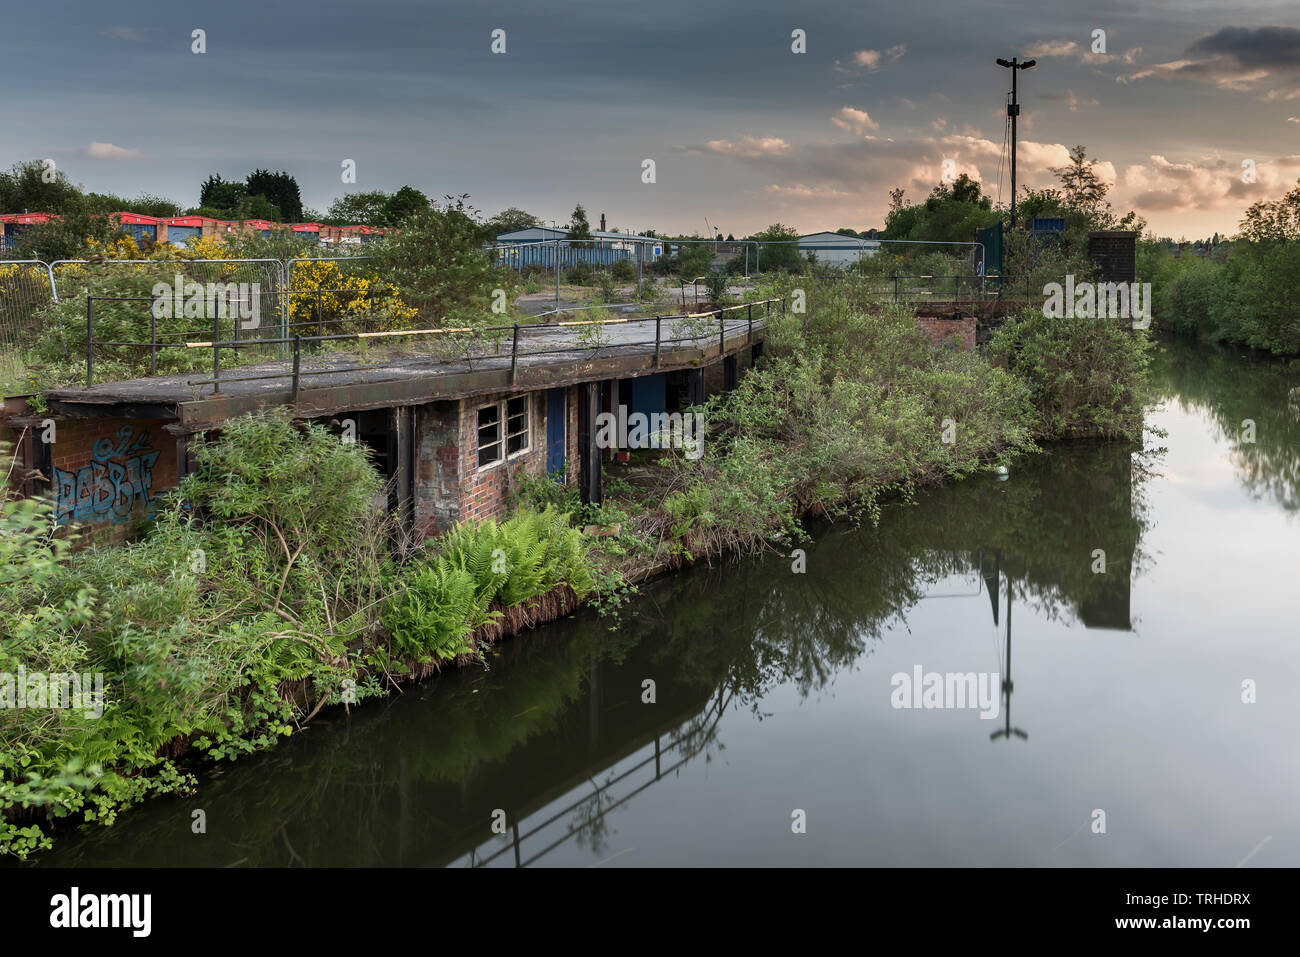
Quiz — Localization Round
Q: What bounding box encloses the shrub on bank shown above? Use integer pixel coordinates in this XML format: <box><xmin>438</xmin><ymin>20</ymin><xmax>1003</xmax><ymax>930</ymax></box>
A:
<box><xmin>0</xmin><ymin>413</ymin><xmax>596</xmax><ymax>859</ymax></box>
<box><xmin>987</xmin><ymin>307</ymin><xmax>1152</xmax><ymax>441</ymax></box>
<box><xmin>642</xmin><ymin>280</ymin><xmax>1039</xmax><ymax>554</ymax></box>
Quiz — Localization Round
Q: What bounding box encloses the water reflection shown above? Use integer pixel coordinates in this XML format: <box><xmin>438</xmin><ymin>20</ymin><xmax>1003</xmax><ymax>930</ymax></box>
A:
<box><xmin>26</xmin><ymin>339</ymin><xmax>1300</xmax><ymax>868</ymax></box>
<box><xmin>1155</xmin><ymin>341</ymin><xmax>1300</xmax><ymax>514</ymax></box>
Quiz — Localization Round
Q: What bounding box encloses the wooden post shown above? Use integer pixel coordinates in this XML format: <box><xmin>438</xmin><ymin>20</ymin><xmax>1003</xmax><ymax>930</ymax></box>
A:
<box><xmin>724</xmin><ymin>353</ymin><xmax>738</xmax><ymax>391</ymax></box>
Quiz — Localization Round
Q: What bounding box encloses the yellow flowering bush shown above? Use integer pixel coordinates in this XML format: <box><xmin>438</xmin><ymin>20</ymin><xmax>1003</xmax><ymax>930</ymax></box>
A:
<box><xmin>287</xmin><ymin>259</ymin><xmax>417</xmax><ymax>334</ymax></box>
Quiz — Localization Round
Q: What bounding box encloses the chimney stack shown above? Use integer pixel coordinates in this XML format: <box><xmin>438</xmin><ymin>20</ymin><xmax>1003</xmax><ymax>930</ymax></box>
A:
<box><xmin>599</xmin><ymin>213</ymin><xmax>606</xmax><ymax>231</ymax></box>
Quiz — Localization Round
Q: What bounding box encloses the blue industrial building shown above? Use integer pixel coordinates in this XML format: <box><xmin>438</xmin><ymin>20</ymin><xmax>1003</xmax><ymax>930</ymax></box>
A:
<box><xmin>494</xmin><ymin>226</ymin><xmax>662</xmax><ymax>270</ymax></box>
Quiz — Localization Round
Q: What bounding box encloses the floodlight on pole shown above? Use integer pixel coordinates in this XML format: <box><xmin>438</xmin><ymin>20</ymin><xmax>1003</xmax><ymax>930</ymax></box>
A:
<box><xmin>997</xmin><ymin>56</ymin><xmax>1036</xmax><ymax>234</ymax></box>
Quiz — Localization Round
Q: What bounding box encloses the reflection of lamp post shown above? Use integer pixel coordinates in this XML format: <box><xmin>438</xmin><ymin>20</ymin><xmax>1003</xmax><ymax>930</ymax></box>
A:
<box><xmin>991</xmin><ymin>576</ymin><xmax>1028</xmax><ymax>742</ymax></box>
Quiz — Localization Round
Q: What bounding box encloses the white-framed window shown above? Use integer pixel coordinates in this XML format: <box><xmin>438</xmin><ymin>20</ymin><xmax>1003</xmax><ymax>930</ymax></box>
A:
<box><xmin>506</xmin><ymin>396</ymin><xmax>530</xmax><ymax>456</ymax></box>
<box><xmin>476</xmin><ymin>395</ymin><xmax>531</xmax><ymax>470</ymax></box>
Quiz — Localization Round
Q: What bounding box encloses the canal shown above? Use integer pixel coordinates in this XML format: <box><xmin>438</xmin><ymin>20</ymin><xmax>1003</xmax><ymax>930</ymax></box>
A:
<box><xmin>28</xmin><ymin>338</ymin><xmax>1300</xmax><ymax>867</ymax></box>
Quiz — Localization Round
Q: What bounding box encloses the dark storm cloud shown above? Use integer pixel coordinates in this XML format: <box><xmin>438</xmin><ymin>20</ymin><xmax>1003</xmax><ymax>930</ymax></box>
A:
<box><xmin>1187</xmin><ymin>26</ymin><xmax>1300</xmax><ymax>70</ymax></box>
<box><xmin>1123</xmin><ymin>23</ymin><xmax>1300</xmax><ymax>96</ymax></box>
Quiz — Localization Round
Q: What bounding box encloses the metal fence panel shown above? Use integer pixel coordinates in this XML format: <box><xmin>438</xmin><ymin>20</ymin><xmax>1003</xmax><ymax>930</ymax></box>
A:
<box><xmin>51</xmin><ymin>258</ymin><xmax>287</xmax><ymax>347</ymax></box>
<box><xmin>0</xmin><ymin>260</ymin><xmax>55</xmax><ymax>390</ymax></box>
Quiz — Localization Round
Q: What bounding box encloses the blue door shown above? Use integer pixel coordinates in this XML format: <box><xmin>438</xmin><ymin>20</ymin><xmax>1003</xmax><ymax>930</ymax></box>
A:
<box><xmin>546</xmin><ymin>388</ymin><xmax>566</xmax><ymax>478</ymax></box>
<box><xmin>168</xmin><ymin>225</ymin><xmax>200</xmax><ymax>246</ymax></box>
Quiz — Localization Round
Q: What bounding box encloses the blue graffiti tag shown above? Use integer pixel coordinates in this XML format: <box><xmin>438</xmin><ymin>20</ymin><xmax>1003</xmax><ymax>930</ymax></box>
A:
<box><xmin>54</xmin><ymin>425</ymin><xmax>161</xmax><ymax>525</ymax></box>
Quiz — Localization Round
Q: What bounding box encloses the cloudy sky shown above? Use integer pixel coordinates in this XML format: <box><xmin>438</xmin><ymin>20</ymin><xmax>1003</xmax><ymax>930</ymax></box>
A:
<box><xmin>5</xmin><ymin>0</ymin><xmax>1300</xmax><ymax>239</ymax></box>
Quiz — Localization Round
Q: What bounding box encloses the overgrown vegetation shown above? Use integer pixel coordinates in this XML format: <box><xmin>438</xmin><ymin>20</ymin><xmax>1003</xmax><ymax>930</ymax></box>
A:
<box><xmin>383</xmin><ymin>507</ymin><xmax>594</xmax><ymax>663</ymax></box>
<box><xmin>2</xmin><ymin>229</ymin><xmax>1154</xmax><ymax>859</ymax></box>
<box><xmin>1142</xmin><ymin>229</ymin><xmax>1300</xmax><ymax>355</ymax></box>
<box><xmin>0</xmin><ymin>412</ymin><xmax>597</xmax><ymax>859</ymax></box>
<box><xmin>548</xmin><ymin>271</ymin><xmax>1150</xmax><ymax>577</ymax></box>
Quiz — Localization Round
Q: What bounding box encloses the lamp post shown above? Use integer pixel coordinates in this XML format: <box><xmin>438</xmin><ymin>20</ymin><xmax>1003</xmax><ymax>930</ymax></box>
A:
<box><xmin>551</xmin><ymin>220</ymin><xmax>560</xmax><ymax>310</ymax></box>
<box><xmin>996</xmin><ymin>57</ymin><xmax>1035</xmax><ymax>233</ymax></box>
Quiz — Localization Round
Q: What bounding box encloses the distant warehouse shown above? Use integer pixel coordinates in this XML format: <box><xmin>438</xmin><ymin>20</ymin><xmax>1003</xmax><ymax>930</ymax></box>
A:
<box><xmin>494</xmin><ymin>226</ymin><xmax>662</xmax><ymax>271</ymax></box>
<box><xmin>797</xmin><ymin>231</ymin><xmax>881</xmax><ymax>267</ymax></box>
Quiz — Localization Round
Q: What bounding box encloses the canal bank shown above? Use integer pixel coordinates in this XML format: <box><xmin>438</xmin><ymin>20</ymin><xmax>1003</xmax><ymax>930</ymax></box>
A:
<box><xmin>16</xmin><ymin>336</ymin><xmax>1297</xmax><ymax>867</ymax></box>
<box><xmin>1</xmin><ymin>291</ymin><xmax>1152</xmax><ymax>859</ymax></box>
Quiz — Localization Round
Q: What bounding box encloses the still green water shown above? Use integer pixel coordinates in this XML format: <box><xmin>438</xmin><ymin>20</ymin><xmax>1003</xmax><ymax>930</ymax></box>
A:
<box><xmin>31</xmin><ymin>339</ymin><xmax>1300</xmax><ymax>867</ymax></box>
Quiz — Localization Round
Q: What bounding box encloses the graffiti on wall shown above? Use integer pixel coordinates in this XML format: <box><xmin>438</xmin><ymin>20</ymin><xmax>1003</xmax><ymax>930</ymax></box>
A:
<box><xmin>54</xmin><ymin>426</ymin><xmax>161</xmax><ymax>525</ymax></box>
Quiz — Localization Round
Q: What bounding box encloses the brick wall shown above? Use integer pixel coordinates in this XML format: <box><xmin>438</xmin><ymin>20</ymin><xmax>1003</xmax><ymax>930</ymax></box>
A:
<box><xmin>413</xmin><ymin>400</ymin><xmax>461</xmax><ymax>539</ymax></box>
<box><xmin>414</xmin><ymin>387</ymin><xmax>578</xmax><ymax>539</ymax></box>
<box><xmin>1088</xmin><ymin>231</ymin><xmax>1138</xmax><ymax>283</ymax></box>
<box><xmin>916</xmin><ymin>316</ymin><xmax>977</xmax><ymax>350</ymax></box>
<box><xmin>42</xmin><ymin>417</ymin><xmax>178</xmax><ymax>544</ymax></box>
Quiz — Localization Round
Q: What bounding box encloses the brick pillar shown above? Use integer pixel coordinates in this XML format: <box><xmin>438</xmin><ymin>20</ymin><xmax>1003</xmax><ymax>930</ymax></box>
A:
<box><xmin>1087</xmin><ymin>231</ymin><xmax>1137</xmax><ymax>283</ymax></box>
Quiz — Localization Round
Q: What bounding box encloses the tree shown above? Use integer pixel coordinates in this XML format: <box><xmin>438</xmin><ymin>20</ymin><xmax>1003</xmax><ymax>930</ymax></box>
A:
<box><xmin>0</xmin><ymin>160</ymin><xmax>85</xmax><ymax>215</ymax></box>
<box><xmin>325</xmin><ymin>191</ymin><xmax>391</xmax><ymax>226</ymax></box>
<box><xmin>487</xmin><ymin>207</ymin><xmax>543</xmax><ymax>235</ymax></box>
<box><xmin>234</xmin><ymin>193</ymin><xmax>281</xmax><ymax>222</ymax></box>
<box><xmin>888</xmin><ymin>187</ymin><xmax>908</xmax><ymax>216</ymax></box>
<box><xmin>1051</xmin><ymin>145</ymin><xmax>1109</xmax><ymax>218</ymax></box>
<box><xmin>568</xmin><ymin>204</ymin><xmax>594</xmax><ymax>248</ymax></box>
<box><xmin>883</xmin><ymin>174</ymin><xmax>997</xmax><ymax>244</ymax></box>
<box><xmin>749</xmin><ymin>223</ymin><xmax>803</xmax><ymax>271</ymax></box>
<box><xmin>1014</xmin><ymin>187</ymin><xmax>1070</xmax><ymax>224</ymax></box>
<box><xmin>1239</xmin><ymin>181</ymin><xmax>1300</xmax><ymax>242</ymax></box>
<box><xmin>383</xmin><ymin>186</ymin><xmax>429</xmax><ymax>225</ymax></box>
<box><xmin>675</xmin><ymin>241</ymin><xmax>715</xmax><ymax>278</ymax></box>
<box><xmin>81</xmin><ymin>192</ymin><xmax>180</xmax><ymax>218</ymax></box>
<box><xmin>375</xmin><ymin>194</ymin><xmax>498</xmax><ymax>325</ymax></box>
<box><xmin>244</xmin><ymin>169</ymin><xmax>302</xmax><ymax>222</ymax></box>
<box><xmin>835</xmin><ymin>227</ymin><xmax>861</xmax><ymax>238</ymax></box>
<box><xmin>199</xmin><ymin>174</ymin><xmax>246</xmax><ymax>215</ymax></box>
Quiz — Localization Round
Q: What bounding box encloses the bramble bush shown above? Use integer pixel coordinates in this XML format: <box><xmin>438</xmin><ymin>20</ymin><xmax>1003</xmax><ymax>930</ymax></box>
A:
<box><xmin>988</xmin><ymin>307</ymin><xmax>1152</xmax><ymax>441</ymax></box>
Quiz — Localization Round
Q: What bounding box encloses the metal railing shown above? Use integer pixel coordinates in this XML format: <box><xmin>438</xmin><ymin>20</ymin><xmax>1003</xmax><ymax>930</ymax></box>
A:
<box><xmin>80</xmin><ymin>290</ymin><xmax>785</xmax><ymax>396</ymax></box>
